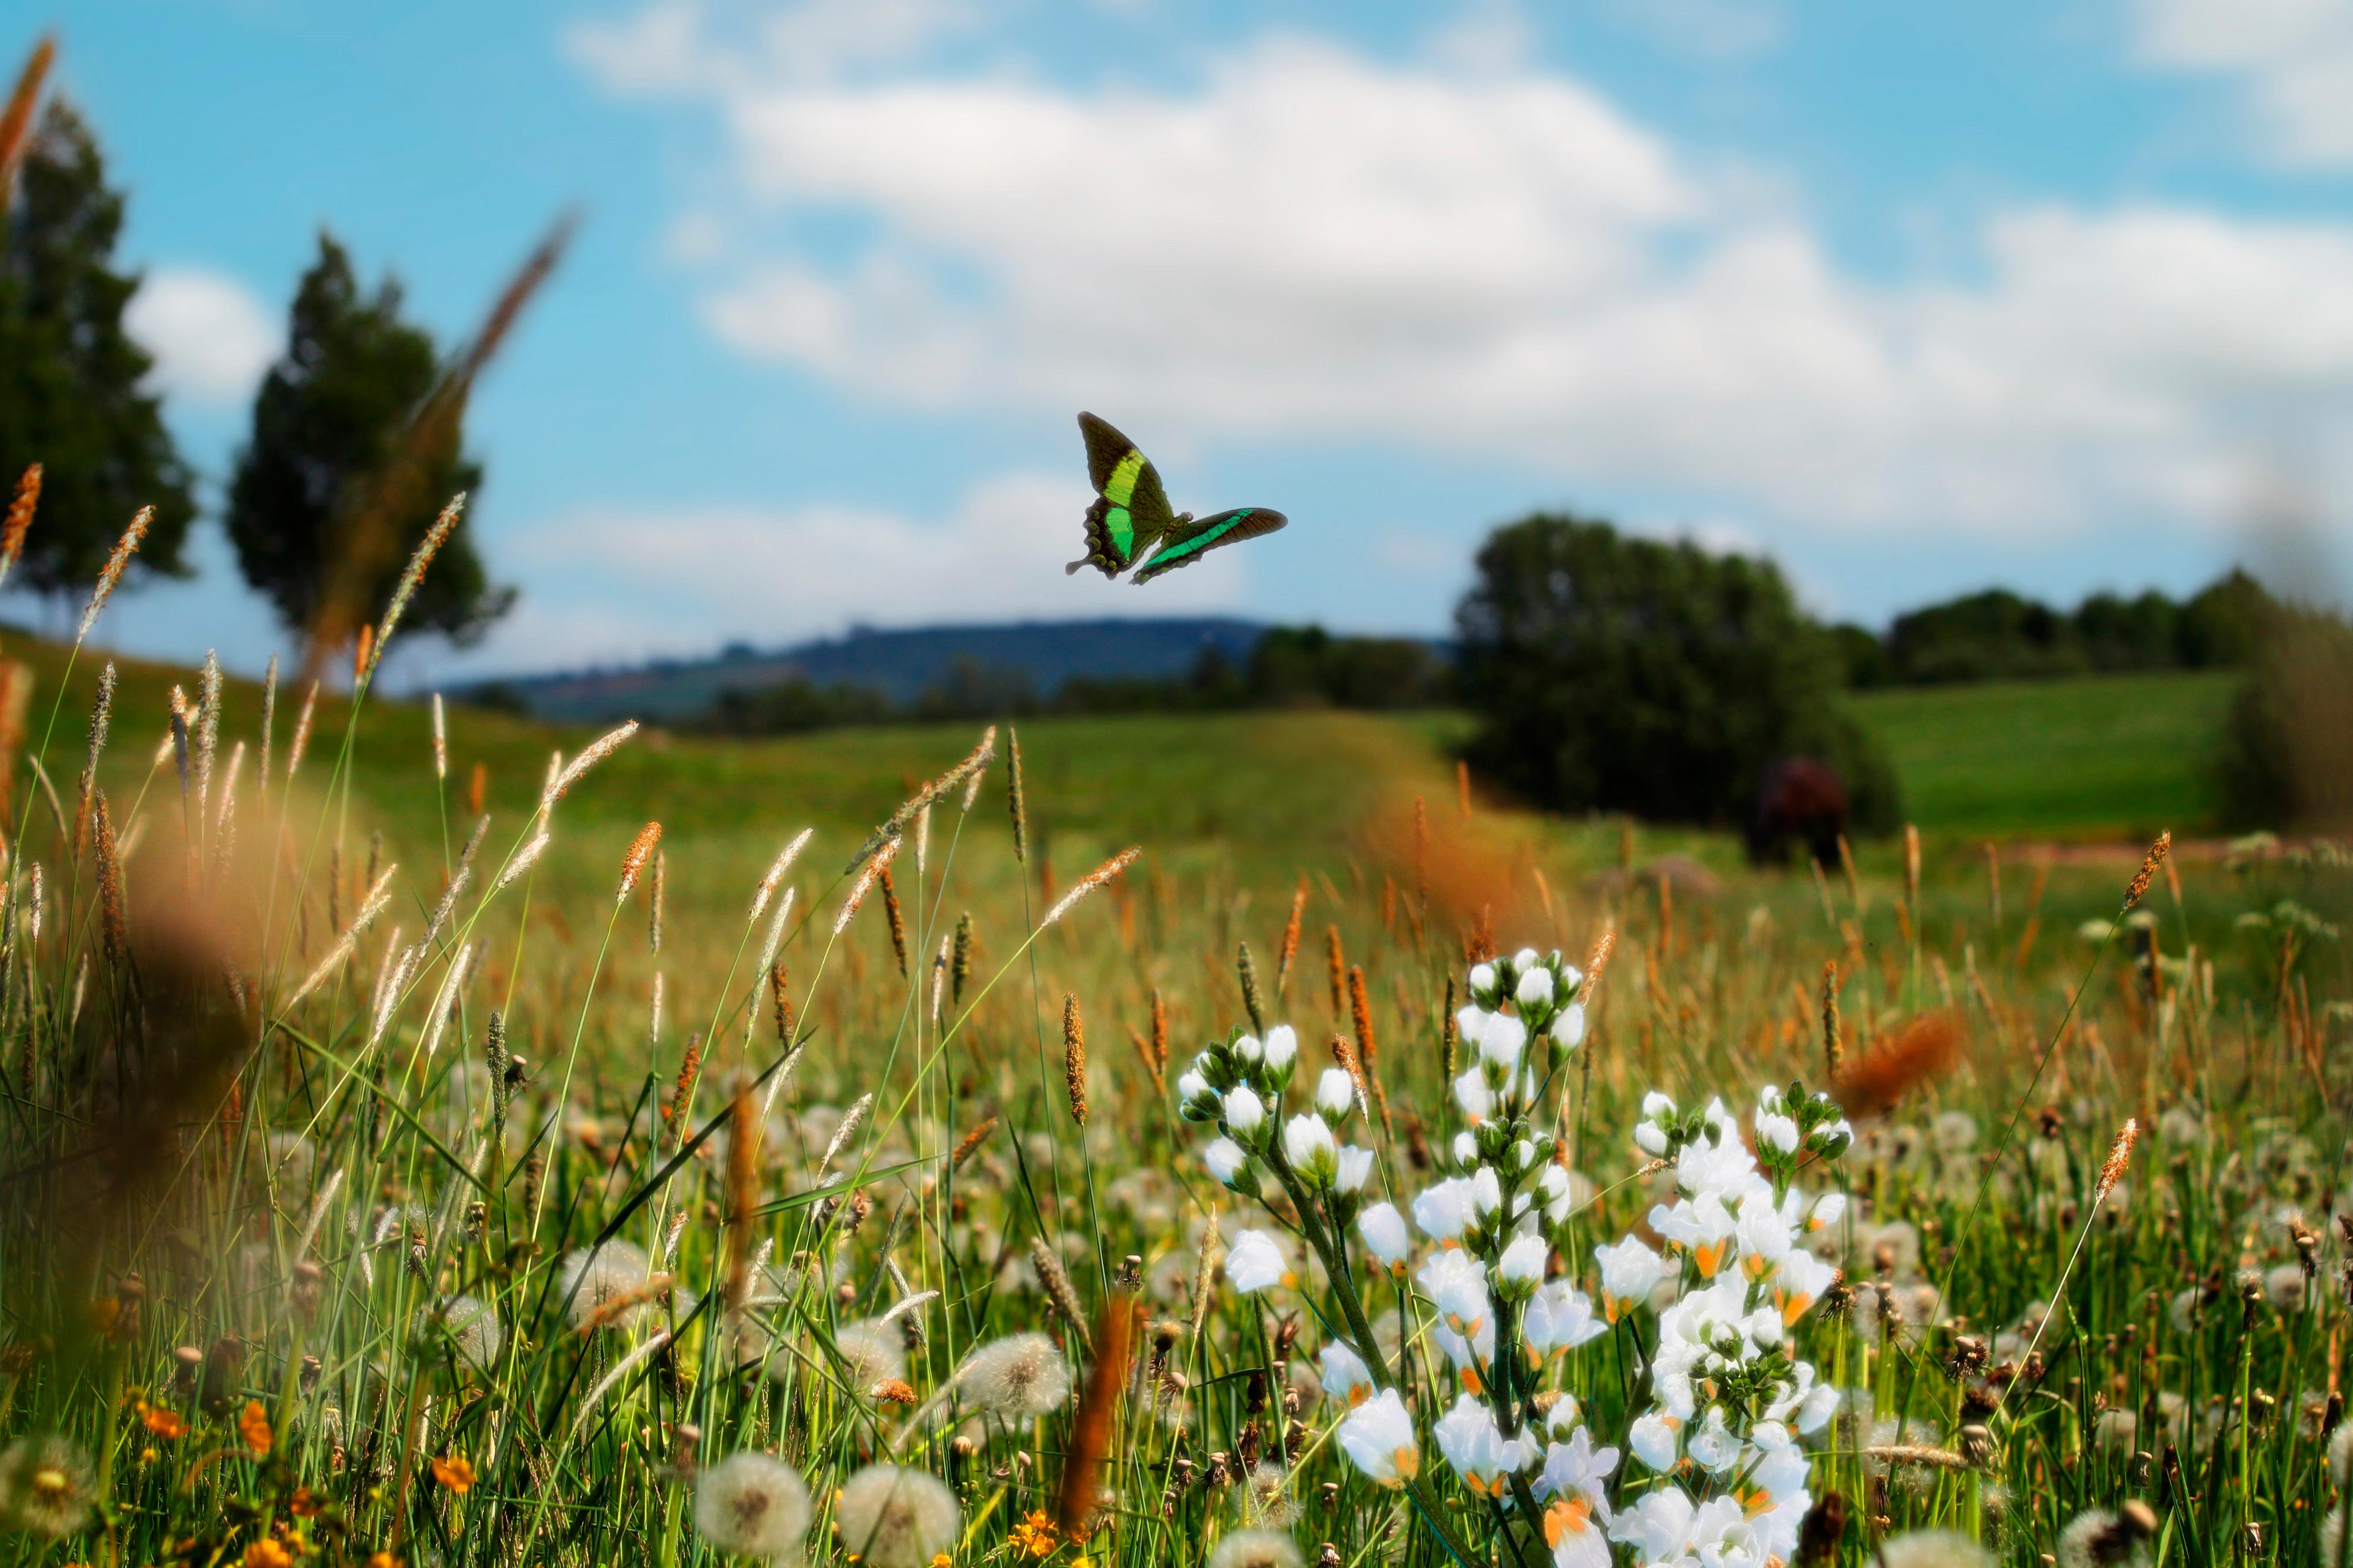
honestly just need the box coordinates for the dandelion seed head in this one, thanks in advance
[0,1434,93,1538]
[429,1295,502,1373]
[957,1332,1071,1419]
[1877,1532,1993,1568]
[835,1317,908,1394]
[693,1452,811,1559]
[1208,1529,1304,1568]
[558,1240,657,1332]
[835,1464,958,1568]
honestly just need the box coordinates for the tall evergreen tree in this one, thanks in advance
[0,99,195,599]
[226,233,512,646]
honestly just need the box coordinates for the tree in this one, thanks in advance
[0,100,195,599]
[1454,513,1898,829]
[226,233,512,646]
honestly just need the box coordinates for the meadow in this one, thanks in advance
[0,556,2343,1568]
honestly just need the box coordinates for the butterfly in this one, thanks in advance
[1065,412,1287,585]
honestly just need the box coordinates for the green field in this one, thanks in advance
[1852,669,2237,841]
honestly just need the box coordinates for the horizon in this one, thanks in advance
[14,1,2353,685]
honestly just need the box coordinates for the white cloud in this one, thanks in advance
[2133,0,2353,167]
[566,0,979,94]
[475,469,1251,669]
[1601,0,1783,62]
[124,266,278,408]
[578,14,2353,546]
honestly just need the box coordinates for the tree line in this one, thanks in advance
[0,51,522,651]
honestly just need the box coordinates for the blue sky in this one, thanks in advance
[23,0,2353,684]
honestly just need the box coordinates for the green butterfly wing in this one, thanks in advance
[1130,506,1288,586]
[1069,412,1179,578]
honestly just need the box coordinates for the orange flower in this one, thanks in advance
[244,1541,293,1568]
[1008,1510,1058,1559]
[237,1401,274,1456]
[367,1554,405,1568]
[142,1404,188,1439]
[289,1487,322,1518]
[429,1454,476,1494]
[872,1379,918,1407]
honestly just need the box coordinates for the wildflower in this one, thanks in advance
[1628,1411,1682,1471]
[2262,1262,2307,1312]
[956,1333,1071,1420]
[1260,1023,1298,1079]
[1434,1393,1538,1497]
[1205,1137,1253,1189]
[0,1435,93,1538]
[1208,1529,1304,1568]
[1224,1086,1268,1142]
[1537,1423,1618,1509]
[1418,1249,1490,1336]
[1227,1230,1293,1294]
[1334,1144,1375,1195]
[1314,1067,1354,1120]
[238,1400,274,1456]
[1358,1203,1411,1271]
[1008,1509,1059,1558]
[694,1452,810,1558]
[1494,1233,1548,1300]
[1337,1389,1419,1487]
[246,1542,294,1568]
[1319,1340,1375,1407]
[1414,1176,1474,1242]
[1282,1114,1338,1187]
[1594,1236,1665,1320]
[142,1404,188,1439]
[1517,966,1554,1007]
[429,1454,475,1494]
[1523,1281,1607,1360]
[836,1464,959,1568]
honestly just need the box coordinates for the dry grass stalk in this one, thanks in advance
[749,828,813,922]
[1030,1236,1091,1354]
[0,462,38,590]
[288,863,400,1008]
[878,866,908,976]
[543,721,640,811]
[1820,962,1843,1079]
[431,693,447,783]
[92,792,128,969]
[0,36,54,200]
[949,1116,996,1172]
[1041,847,1141,930]
[1056,1288,1137,1536]
[364,493,466,684]
[833,838,899,938]
[76,506,152,645]
[1325,925,1345,1015]
[1457,757,1472,823]
[1062,994,1087,1126]
[1829,1010,1962,1118]
[1006,729,1028,862]
[1331,1032,1371,1121]
[2094,1118,2138,1205]
[724,1086,760,1321]
[664,1035,704,1142]
[769,961,794,1047]
[616,822,662,903]
[285,680,320,784]
[1583,928,1617,1003]
[1275,879,1307,995]
[1348,965,1391,1133]
[2122,831,2172,913]
[1149,988,1168,1072]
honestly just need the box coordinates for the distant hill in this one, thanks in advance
[468,617,1278,724]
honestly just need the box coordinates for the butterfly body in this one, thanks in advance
[1068,412,1286,583]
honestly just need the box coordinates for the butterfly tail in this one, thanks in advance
[1065,558,1090,576]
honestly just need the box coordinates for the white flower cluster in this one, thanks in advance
[1177,1023,1381,1295]
[1174,949,1861,1568]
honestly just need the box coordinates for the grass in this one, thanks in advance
[0,590,2343,1568]
[1852,671,2238,842]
